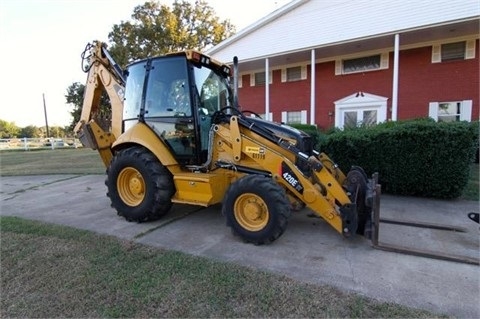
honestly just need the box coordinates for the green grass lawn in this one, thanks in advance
[0,216,443,318]
[0,148,105,175]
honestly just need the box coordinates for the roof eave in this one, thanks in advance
[207,0,309,55]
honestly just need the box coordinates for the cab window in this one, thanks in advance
[145,57,192,118]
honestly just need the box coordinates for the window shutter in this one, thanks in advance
[281,111,287,123]
[281,69,287,82]
[268,71,273,84]
[238,74,243,88]
[431,45,441,63]
[250,73,255,86]
[335,60,342,75]
[301,66,307,80]
[460,100,472,121]
[465,40,475,59]
[428,102,439,120]
[301,110,307,124]
[380,52,389,69]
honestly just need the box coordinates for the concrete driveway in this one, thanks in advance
[1,174,479,317]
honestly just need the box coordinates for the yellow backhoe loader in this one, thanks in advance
[75,40,378,245]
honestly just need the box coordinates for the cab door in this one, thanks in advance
[143,56,199,166]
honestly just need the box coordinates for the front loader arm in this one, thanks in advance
[213,116,358,237]
[74,41,125,167]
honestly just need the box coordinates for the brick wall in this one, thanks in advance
[237,39,479,128]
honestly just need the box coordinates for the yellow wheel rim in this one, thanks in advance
[117,167,145,206]
[234,193,269,231]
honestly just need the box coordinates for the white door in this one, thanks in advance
[341,108,378,128]
[334,92,388,129]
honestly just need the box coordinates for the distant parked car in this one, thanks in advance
[44,138,67,147]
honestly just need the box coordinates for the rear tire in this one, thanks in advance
[222,175,291,245]
[106,146,175,222]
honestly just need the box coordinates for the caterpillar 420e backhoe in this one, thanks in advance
[75,41,378,244]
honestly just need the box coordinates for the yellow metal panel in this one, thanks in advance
[172,172,230,206]
[229,116,242,162]
[112,123,179,169]
[319,152,347,185]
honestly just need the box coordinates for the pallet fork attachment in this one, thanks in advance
[369,173,479,266]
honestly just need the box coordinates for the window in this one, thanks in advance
[335,53,388,75]
[250,71,273,86]
[281,65,307,82]
[429,100,472,122]
[344,55,380,73]
[255,72,266,86]
[281,110,307,124]
[441,42,465,61]
[432,40,475,63]
[438,102,461,122]
[287,111,302,124]
[287,66,301,81]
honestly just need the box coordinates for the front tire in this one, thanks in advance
[106,146,174,222]
[222,175,291,245]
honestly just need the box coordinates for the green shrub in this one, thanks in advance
[320,119,478,199]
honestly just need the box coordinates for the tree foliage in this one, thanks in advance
[20,125,41,138]
[66,82,85,132]
[108,0,236,67]
[0,120,20,138]
[66,0,235,130]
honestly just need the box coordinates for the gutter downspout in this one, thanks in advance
[391,33,400,121]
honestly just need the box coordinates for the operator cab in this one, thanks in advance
[122,51,233,166]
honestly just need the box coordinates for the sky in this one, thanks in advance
[0,0,291,128]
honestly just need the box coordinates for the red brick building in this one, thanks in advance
[208,0,479,129]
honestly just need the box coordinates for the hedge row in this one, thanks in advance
[316,119,478,199]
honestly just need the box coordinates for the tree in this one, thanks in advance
[0,119,20,138]
[49,126,65,138]
[108,0,236,67]
[66,0,235,130]
[20,125,41,138]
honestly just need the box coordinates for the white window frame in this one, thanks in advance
[335,52,389,75]
[431,39,475,63]
[237,73,243,88]
[281,65,307,82]
[428,100,472,122]
[250,70,273,86]
[334,92,388,129]
[281,110,307,124]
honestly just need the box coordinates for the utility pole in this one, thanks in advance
[43,93,50,138]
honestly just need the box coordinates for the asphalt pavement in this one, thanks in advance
[1,174,479,317]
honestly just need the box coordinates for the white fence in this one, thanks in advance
[0,138,83,151]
